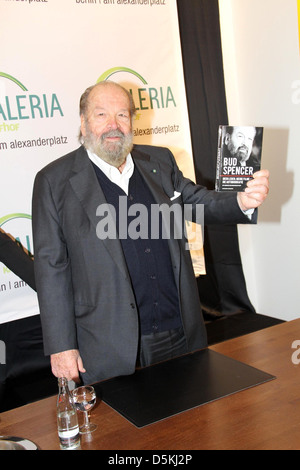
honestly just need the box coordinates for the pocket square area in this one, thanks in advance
[170,191,182,201]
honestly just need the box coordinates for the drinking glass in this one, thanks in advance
[72,385,97,434]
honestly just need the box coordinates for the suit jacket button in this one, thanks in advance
[130,303,135,309]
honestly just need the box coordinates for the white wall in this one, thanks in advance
[219,0,300,320]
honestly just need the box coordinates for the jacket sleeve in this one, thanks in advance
[166,148,258,225]
[32,171,78,356]
[0,230,36,290]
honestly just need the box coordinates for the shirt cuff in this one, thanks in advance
[242,208,255,220]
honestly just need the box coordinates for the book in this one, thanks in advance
[215,125,263,192]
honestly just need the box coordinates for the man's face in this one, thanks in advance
[81,84,133,168]
[225,127,256,164]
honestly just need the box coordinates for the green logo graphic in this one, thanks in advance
[0,72,64,124]
[0,213,31,227]
[0,72,28,91]
[96,67,176,112]
[97,67,148,84]
[0,213,33,256]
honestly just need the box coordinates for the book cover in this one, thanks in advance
[215,126,263,192]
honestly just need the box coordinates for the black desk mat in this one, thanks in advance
[94,349,275,428]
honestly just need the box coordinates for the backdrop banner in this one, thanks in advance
[298,0,300,52]
[0,0,204,325]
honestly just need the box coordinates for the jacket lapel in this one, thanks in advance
[132,147,172,206]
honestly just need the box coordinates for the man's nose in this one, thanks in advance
[107,115,119,130]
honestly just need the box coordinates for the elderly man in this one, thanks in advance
[32,81,269,385]
[224,126,259,168]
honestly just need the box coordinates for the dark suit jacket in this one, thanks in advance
[32,145,254,384]
[0,230,35,291]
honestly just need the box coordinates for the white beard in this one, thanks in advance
[83,128,134,168]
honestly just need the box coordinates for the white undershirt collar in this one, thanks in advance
[87,149,134,195]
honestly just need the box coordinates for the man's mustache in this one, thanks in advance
[101,130,125,141]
